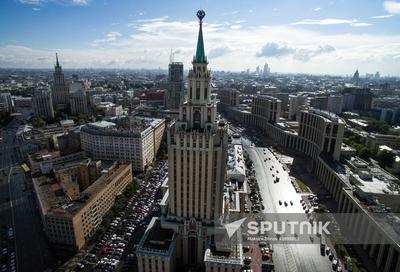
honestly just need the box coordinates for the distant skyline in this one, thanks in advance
[0,0,400,76]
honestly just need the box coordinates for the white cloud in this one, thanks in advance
[18,0,45,4]
[92,31,122,46]
[71,0,88,5]
[292,18,372,27]
[384,1,400,14]
[230,25,242,30]
[208,47,232,58]
[18,0,89,5]
[1,18,400,75]
[314,7,321,11]
[32,7,41,11]
[256,42,335,61]
[371,14,394,19]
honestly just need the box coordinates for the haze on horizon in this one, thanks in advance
[0,0,400,76]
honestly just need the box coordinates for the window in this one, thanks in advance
[196,81,200,100]
[193,110,201,130]
[204,87,208,99]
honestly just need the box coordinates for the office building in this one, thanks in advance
[310,96,328,110]
[80,117,165,171]
[0,92,13,113]
[51,53,70,110]
[272,93,289,113]
[33,163,133,250]
[298,108,345,161]
[327,95,344,115]
[218,88,240,107]
[136,11,242,272]
[70,89,88,115]
[342,87,373,111]
[166,62,184,109]
[263,62,270,76]
[251,95,281,123]
[13,96,32,108]
[288,94,307,121]
[32,89,55,120]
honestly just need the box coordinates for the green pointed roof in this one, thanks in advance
[194,10,207,63]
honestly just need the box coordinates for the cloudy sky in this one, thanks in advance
[0,0,399,75]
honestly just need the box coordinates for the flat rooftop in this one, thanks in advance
[83,117,164,137]
[138,217,175,256]
[33,163,130,217]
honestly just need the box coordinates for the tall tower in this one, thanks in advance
[52,53,70,110]
[166,9,228,268]
[136,11,236,272]
[166,62,184,109]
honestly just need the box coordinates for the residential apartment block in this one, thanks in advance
[33,163,133,250]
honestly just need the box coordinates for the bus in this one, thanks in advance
[21,163,30,173]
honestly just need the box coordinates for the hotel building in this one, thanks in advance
[136,10,243,272]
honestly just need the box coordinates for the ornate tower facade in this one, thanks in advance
[165,10,228,267]
[51,53,70,110]
[136,11,237,272]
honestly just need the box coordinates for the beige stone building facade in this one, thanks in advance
[33,163,133,250]
[136,11,243,272]
[80,117,165,171]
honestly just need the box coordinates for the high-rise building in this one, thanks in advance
[352,69,360,84]
[51,53,70,110]
[32,89,55,120]
[218,88,240,107]
[310,96,328,110]
[0,92,13,113]
[298,108,345,161]
[166,62,184,109]
[70,89,88,115]
[263,62,270,76]
[288,94,308,121]
[136,11,241,272]
[327,95,344,115]
[251,95,281,123]
[342,87,373,111]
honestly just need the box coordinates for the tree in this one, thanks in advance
[376,150,395,168]
[32,117,46,128]
[358,147,372,160]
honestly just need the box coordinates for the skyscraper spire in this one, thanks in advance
[194,10,207,63]
[56,52,60,67]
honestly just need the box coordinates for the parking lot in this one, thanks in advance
[66,160,168,272]
[1,225,16,272]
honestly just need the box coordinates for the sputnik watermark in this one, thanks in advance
[247,221,331,236]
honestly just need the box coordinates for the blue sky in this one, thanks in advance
[0,0,399,75]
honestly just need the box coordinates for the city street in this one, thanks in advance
[242,136,333,272]
[0,116,56,272]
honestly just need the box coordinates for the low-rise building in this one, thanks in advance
[366,133,400,150]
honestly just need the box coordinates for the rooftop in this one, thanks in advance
[308,107,345,123]
[33,163,130,217]
[137,217,175,256]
